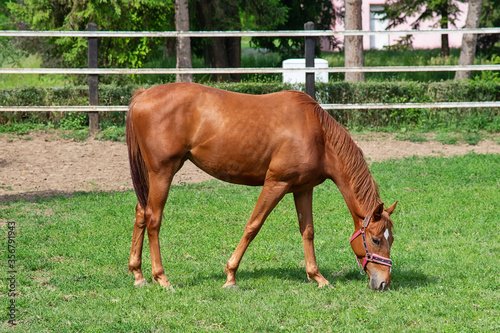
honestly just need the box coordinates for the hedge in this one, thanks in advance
[315,81,500,130]
[0,80,499,131]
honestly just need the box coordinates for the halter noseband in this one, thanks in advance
[349,214,393,270]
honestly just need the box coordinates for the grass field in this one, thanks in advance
[1,153,499,332]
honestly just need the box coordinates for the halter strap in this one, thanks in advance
[349,214,371,243]
[361,214,371,228]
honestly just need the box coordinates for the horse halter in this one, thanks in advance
[349,214,393,271]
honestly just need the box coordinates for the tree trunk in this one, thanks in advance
[163,38,176,59]
[226,37,241,82]
[441,33,450,57]
[344,0,365,82]
[211,37,230,81]
[175,0,193,82]
[204,37,240,82]
[196,0,241,82]
[439,5,450,57]
[455,0,483,80]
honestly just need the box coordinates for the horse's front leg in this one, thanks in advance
[223,179,290,288]
[128,203,148,286]
[293,189,329,287]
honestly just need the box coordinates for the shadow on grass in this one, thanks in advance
[0,189,130,204]
[334,268,434,290]
[186,266,433,290]
[390,269,437,290]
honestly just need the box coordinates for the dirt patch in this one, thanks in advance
[354,133,500,161]
[1,132,498,202]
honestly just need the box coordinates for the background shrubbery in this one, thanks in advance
[1,80,498,132]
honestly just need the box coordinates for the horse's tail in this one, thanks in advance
[126,89,149,209]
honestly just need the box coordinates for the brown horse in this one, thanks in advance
[126,82,397,291]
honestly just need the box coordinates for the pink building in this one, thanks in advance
[325,0,468,50]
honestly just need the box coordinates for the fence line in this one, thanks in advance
[1,64,498,75]
[2,102,499,113]
[1,25,499,132]
[321,102,500,110]
[1,27,499,38]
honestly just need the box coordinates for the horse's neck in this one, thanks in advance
[324,139,381,226]
[330,169,368,224]
[314,107,381,225]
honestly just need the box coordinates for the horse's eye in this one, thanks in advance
[372,238,381,246]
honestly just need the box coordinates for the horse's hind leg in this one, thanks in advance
[129,203,147,286]
[144,165,178,290]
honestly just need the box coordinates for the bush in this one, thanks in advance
[59,112,88,130]
[315,81,500,131]
[96,125,125,142]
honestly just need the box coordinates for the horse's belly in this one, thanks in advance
[187,149,270,186]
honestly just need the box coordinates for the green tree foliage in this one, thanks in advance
[243,0,341,57]
[5,0,339,74]
[382,0,465,56]
[0,0,19,66]
[7,0,175,68]
[190,0,290,35]
[0,0,13,26]
[190,0,301,81]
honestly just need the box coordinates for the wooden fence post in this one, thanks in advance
[304,22,315,100]
[87,22,99,134]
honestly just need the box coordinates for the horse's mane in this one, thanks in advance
[290,91,383,217]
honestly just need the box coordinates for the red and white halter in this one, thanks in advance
[350,214,393,270]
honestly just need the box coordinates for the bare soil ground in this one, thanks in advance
[1,132,499,202]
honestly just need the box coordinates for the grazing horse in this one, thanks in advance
[126,82,397,291]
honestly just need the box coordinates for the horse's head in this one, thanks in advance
[350,202,397,291]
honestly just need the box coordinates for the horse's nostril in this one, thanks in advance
[379,281,387,291]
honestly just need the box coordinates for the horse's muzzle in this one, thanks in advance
[369,275,391,291]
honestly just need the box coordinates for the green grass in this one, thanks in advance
[0,122,53,135]
[435,132,460,145]
[1,154,499,331]
[394,132,428,143]
[0,53,68,88]
[391,130,495,146]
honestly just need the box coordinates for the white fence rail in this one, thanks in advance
[2,101,499,113]
[1,27,500,38]
[1,64,499,75]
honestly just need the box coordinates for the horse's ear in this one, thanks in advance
[372,203,384,221]
[385,201,398,216]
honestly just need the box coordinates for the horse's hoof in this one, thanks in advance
[319,284,334,289]
[223,284,239,290]
[155,280,175,291]
[318,282,333,289]
[134,279,148,287]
